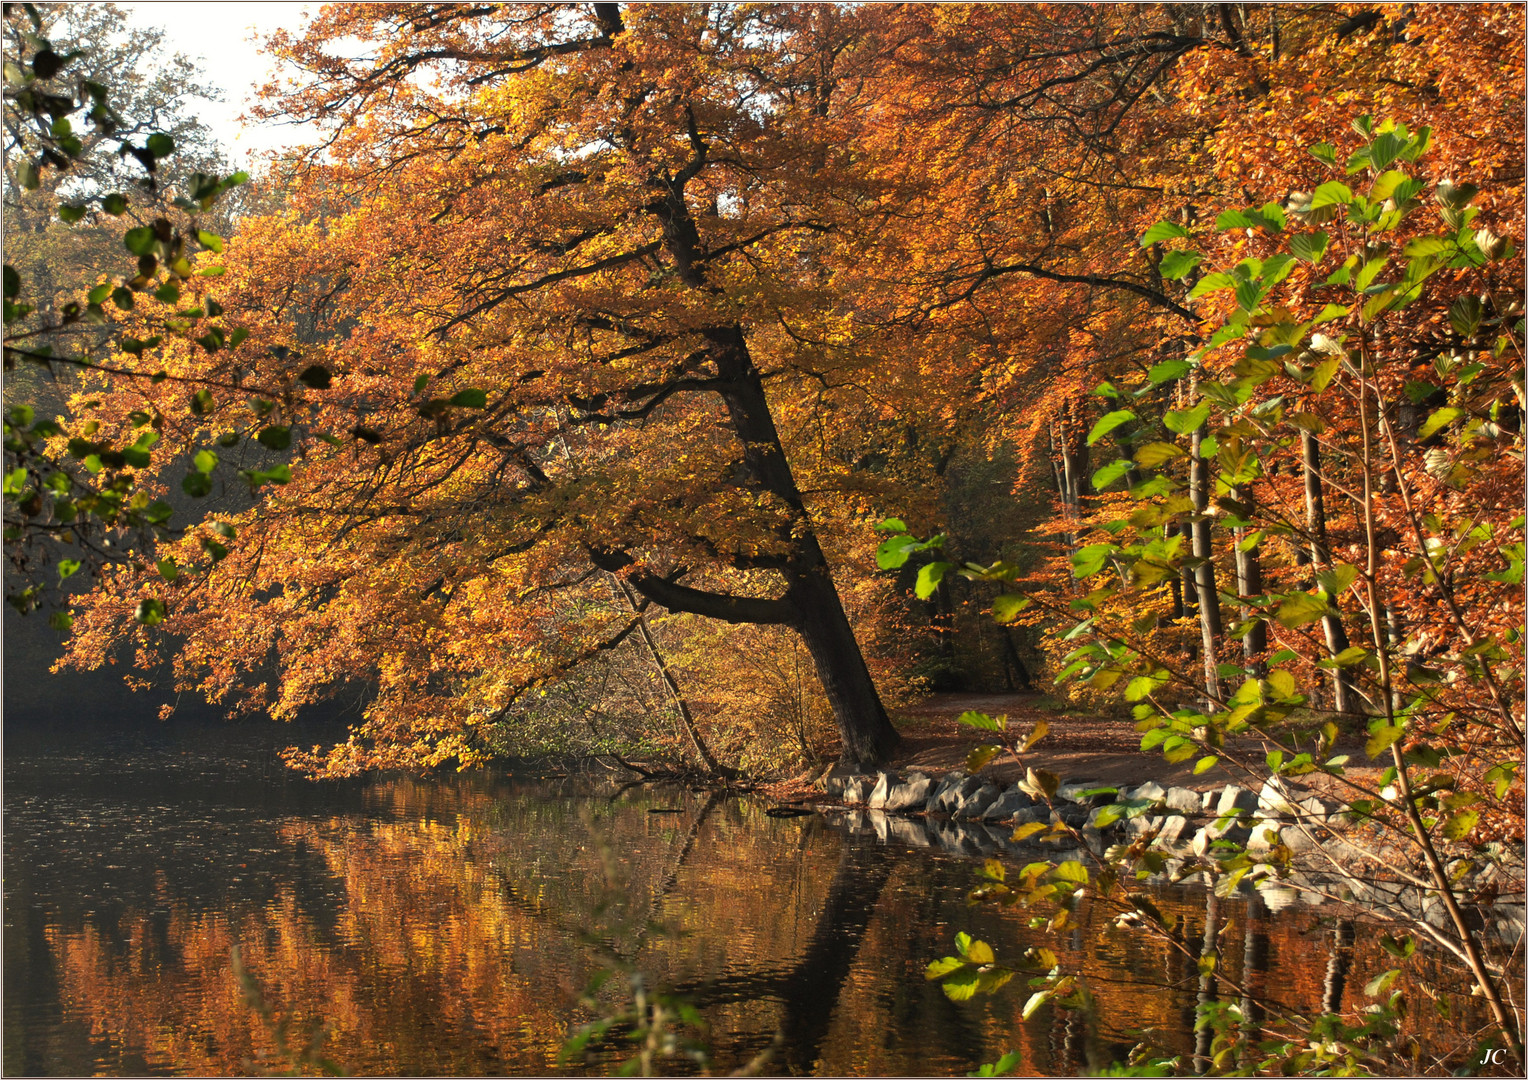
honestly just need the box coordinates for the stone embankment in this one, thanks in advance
[811,769,1524,936]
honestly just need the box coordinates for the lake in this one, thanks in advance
[2,718,1492,1076]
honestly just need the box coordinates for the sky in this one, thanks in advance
[119,2,317,163]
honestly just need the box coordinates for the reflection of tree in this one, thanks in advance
[673,837,897,1072]
[17,776,1506,1076]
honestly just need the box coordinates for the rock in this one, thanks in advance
[1125,813,1162,838]
[952,782,1003,820]
[1131,780,1168,804]
[981,786,1035,821]
[1257,778,1301,818]
[1057,780,1116,806]
[1164,787,1201,815]
[1201,789,1218,812]
[884,775,933,813]
[1296,793,1342,823]
[1216,785,1258,817]
[1191,821,1250,857]
[1050,803,1089,829]
[932,774,981,815]
[1011,805,1049,828]
[843,778,868,805]
[1157,814,1192,848]
[867,771,895,809]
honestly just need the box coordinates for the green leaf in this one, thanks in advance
[1071,543,1114,579]
[145,132,175,158]
[968,1050,1022,1078]
[1124,672,1168,702]
[1310,182,1354,210]
[1011,821,1047,842]
[134,598,166,625]
[1187,273,1235,299]
[1363,969,1401,998]
[448,388,488,408]
[1158,249,1202,280]
[101,192,128,216]
[1163,404,1209,435]
[1449,295,1483,338]
[1308,142,1337,166]
[967,745,1003,773]
[124,227,157,256]
[1316,563,1358,597]
[1288,231,1329,263]
[925,956,965,980]
[876,533,919,570]
[58,203,86,223]
[1140,221,1190,246]
[193,449,218,473]
[1442,810,1479,841]
[1311,358,1341,392]
[181,472,212,498]
[1274,592,1328,628]
[1148,360,1193,387]
[1366,723,1404,758]
[156,557,178,582]
[1194,755,1219,775]
[195,229,224,253]
[875,518,907,533]
[298,365,332,389]
[992,594,1031,623]
[1087,409,1136,445]
[1051,861,1088,884]
[1134,441,1185,468]
[957,710,1007,732]
[915,561,951,599]
[257,426,292,451]
[1418,407,1462,440]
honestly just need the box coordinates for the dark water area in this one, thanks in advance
[3,716,1496,1077]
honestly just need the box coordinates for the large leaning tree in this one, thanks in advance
[61,3,919,770]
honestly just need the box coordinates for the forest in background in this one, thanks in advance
[5,3,1525,1073]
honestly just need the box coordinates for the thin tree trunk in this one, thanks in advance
[1232,483,1267,677]
[1189,426,1223,705]
[1302,431,1358,713]
[612,577,733,777]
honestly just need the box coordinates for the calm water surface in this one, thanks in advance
[3,720,1488,1076]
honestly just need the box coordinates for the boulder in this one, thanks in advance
[866,771,896,809]
[884,775,934,813]
[1050,803,1090,829]
[1216,785,1258,817]
[1011,805,1049,828]
[952,782,1003,820]
[981,786,1035,822]
[1057,780,1116,806]
[932,774,981,815]
[1257,778,1301,818]
[1131,780,1168,804]
[843,778,868,805]
[1164,787,1202,815]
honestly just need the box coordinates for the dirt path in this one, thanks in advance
[890,692,1239,792]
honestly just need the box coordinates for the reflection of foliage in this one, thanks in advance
[230,944,345,1077]
[559,810,719,1077]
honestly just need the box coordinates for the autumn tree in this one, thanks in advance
[61,3,929,770]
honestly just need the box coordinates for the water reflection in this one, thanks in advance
[3,725,1495,1076]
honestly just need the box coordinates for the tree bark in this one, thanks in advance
[1301,431,1358,714]
[1231,483,1267,678]
[1189,427,1223,704]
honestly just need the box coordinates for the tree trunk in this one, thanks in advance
[1231,483,1267,678]
[1189,427,1223,705]
[707,326,900,768]
[1301,431,1358,713]
[612,577,733,777]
